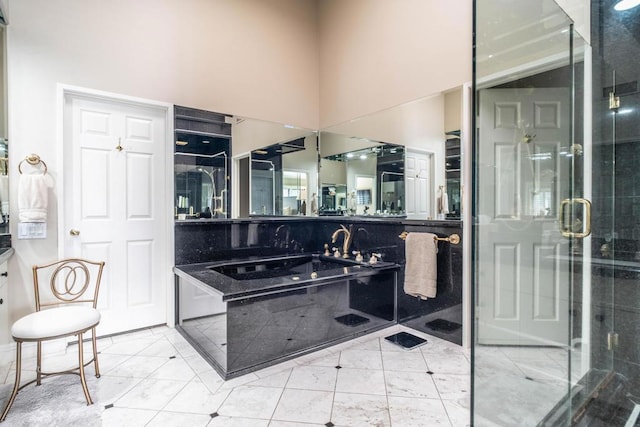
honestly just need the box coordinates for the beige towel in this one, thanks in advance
[404,232,438,299]
[18,173,53,222]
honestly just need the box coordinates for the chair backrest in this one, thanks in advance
[32,258,105,311]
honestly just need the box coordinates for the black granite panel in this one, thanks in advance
[0,234,10,249]
[175,217,463,345]
[224,277,396,375]
[590,0,640,396]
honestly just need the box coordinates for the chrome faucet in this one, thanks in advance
[331,224,353,258]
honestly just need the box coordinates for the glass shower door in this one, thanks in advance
[473,0,615,425]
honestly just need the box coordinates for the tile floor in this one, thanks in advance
[0,324,470,426]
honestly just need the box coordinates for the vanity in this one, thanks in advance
[172,76,466,378]
[174,249,398,379]
[173,215,462,378]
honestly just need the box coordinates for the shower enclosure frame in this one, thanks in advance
[471,0,628,425]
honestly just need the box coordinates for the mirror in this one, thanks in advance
[319,132,405,216]
[0,138,7,232]
[232,117,318,216]
[319,94,450,220]
[236,94,462,220]
[174,106,232,220]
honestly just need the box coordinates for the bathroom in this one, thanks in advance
[0,0,638,426]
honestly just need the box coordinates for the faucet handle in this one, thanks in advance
[324,243,331,256]
[333,247,341,257]
[369,252,382,264]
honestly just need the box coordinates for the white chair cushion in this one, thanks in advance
[12,306,100,341]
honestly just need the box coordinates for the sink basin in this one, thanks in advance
[209,254,360,280]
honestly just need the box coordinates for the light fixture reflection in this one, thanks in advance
[614,0,640,11]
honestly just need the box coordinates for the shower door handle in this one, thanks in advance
[560,198,591,238]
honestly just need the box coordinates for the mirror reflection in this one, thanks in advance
[319,94,450,220]
[319,133,405,216]
[174,106,232,220]
[233,117,317,216]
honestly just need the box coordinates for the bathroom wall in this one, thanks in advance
[3,0,473,330]
[317,0,472,128]
[175,218,464,344]
[5,0,320,320]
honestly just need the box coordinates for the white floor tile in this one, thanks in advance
[115,378,187,410]
[217,385,283,418]
[163,378,224,414]
[94,375,142,404]
[381,349,428,372]
[388,396,450,426]
[136,339,180,358]
[335,367,387,395]
[208,415,270,426]
[442,397,471,427]
[338,349,383,370]
[432,373,470,400]
[385,370,440,398]
[102,355,169,378]
[271,388,333,424]
[268,421,326,427]
[331,392,390,427]
[100,407,157,427]
[0,325,470,426]
[249,369,292,388]
[148,357,196,382]
[286,365,338,391]
[146,410,212,426]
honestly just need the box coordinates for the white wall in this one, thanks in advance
[318,0,472,128]
[2,0,474,331]
[5,0,319,324]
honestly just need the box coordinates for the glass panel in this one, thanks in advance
[472,1,606,425]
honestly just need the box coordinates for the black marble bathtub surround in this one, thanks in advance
[175,217,463,344]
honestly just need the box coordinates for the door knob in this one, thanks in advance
[69,229,80,236]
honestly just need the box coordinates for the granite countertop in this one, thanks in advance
[174,253,399,301]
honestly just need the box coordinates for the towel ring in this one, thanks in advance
[18,154,48,175]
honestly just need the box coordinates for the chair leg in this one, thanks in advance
[91,327,100,378]
[0,342,23,422]
[36,341,42,386]
[77,333,93,405]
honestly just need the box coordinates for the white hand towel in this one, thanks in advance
[441,192,450,214]
[18,173,53,222]
[403,232,438,300]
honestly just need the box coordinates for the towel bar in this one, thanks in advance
[398,231,460,245]
[18,154,48,175]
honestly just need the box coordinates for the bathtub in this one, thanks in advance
[174,253,399,378]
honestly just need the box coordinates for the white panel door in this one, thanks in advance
[477,88,570,345]
[64,94,168,336]
[404,150,432,219]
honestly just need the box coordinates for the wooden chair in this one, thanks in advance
[0,258,105,422]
